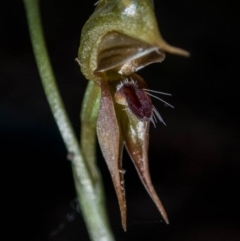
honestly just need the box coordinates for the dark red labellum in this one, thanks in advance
[115,80,153,121]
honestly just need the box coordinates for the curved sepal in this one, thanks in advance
[114,79,169,224]
[78,0,189,82]
[125,116,168,224]
[96,79,127,230]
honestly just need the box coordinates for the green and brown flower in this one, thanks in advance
[78,0,189,231]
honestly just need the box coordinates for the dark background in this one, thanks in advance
[1,0,240,240]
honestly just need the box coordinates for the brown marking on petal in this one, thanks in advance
[96,79,127,231]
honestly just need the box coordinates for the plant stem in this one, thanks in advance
[23,1,115,240]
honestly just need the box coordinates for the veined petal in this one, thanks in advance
[96,79,127,231]
[94,31,165,79]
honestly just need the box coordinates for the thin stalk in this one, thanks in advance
[23,0,114,240]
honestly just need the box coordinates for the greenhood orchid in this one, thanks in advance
[78,0,189,231]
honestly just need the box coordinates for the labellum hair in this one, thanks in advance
[78,0,189,231]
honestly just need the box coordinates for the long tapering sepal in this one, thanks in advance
[97,79,127,231]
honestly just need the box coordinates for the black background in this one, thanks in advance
[1,0,240,240]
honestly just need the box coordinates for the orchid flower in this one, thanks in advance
[78,0,189,231]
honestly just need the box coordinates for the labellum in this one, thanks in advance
[115,76,153,122]
[78,0,189,231]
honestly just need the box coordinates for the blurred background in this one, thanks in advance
[1,0,240,240]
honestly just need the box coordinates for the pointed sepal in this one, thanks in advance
[113,75,169,224]
[96,79,127,230]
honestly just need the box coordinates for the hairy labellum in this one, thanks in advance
[115,77,152,121]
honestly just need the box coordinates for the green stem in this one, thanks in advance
[23,1,114,240]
